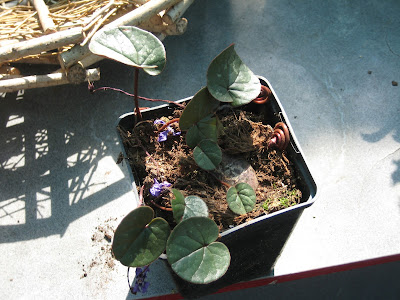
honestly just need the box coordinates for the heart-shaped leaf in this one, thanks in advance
[112,206,170,267]
[207,44,261,106]
[166,217,230,284]
[226,182,257,215]
[179,87,220,131]
[89,26,166,75]
[193,139,222,170]
[183,195,209,220]
[172,190,209,223]
[186,115,218,148]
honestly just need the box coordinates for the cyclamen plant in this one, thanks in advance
[89,26,286,287]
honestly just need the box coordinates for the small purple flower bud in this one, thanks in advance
[154,119,180,142]
[149,178,172,197]
[162,181,172,189]
[158,131,168,142]
[130,266,150,295]
[149,179,161,196]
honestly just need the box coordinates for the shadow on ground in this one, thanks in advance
[0,62,135,243]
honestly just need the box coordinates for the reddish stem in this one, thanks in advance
[253,85,272,104]
[150,199,172,211]
[268,136,277,145]
[157,118,180,133]
[276,122,290,149]
[90,86,185,108]
[134,68,142,120]
[268,122,290,150]
[138,185,145,206]
[219,180,231,188]
[274,128,285,144]
[207,171,231,188]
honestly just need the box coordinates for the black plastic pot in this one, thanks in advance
[117,77,318,298]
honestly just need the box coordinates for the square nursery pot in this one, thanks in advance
[117,76,318,298]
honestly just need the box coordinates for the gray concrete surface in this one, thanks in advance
[1,0,399,299]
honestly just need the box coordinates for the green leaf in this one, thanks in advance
[186,115,218,148]
[171,189,185,223]
[89,26,166,75]
[182,195,209,220]
[179,87,220,131]
[112,206,170,267]
[166,217,230,284]
[193,139,222,171]
[207,44,261,106]
[216,116,225,136]
[226,182,257,215]
[172,190,209,223]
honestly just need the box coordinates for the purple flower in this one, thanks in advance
[149,178,172,197]
[131,266,150,295]
[154,119,165,125]
[154,119,181,142]
[173,130,181,136]
[158,130,169,142]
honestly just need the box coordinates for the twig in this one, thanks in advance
[91,86,185,108]
[80,7,118,46]
[0,68,100,93]
[0,0,138,59]
[138,13,187,35]
[162,17,187,35]
[12,53,60,64]
[33,0,56,34]
[13,11,38,33]
[0,27,84,64]
[104,0,180,28]
[162,0,194,25]
[83,0,114,30]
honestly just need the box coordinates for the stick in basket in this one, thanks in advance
[0,68,100,93]
[59,0,182,69]
[33,0,57,34]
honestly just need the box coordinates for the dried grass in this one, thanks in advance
[0,0,139,61]
[0,0,137,40]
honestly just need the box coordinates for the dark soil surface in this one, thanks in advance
[119,104,303,232]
